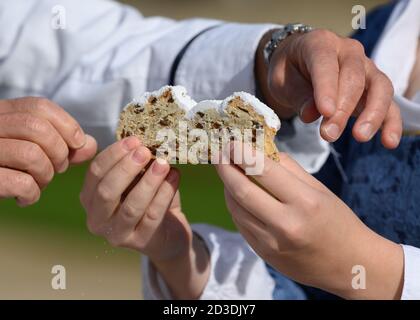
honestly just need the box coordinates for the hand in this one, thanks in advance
[256,29,402,149]
[0,97,97,206]
[80,137,210,299]
[215,144,404,299]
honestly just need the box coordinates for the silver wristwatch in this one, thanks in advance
[263,23,313,64]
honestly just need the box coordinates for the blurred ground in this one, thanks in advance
[0,0,385,299]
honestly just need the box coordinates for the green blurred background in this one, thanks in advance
[0,0,386,299]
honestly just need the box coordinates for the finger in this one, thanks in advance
[226,142,314,203]
[352,61,394,142]
[302,32,339,117]
[0,139,54,188]
[321,47,366,142]
[275,153,327,192]
[225,189,267,231]
[129,169,180,245]
[380,101,402,149]
[0,113,69,172]
[215,162,286,225]
[0,167,40,206]
[269,59,319,121]
[4,98,86,149]
[92,146,151,222]
[68,135,98,164]
[81,136,140,203]
[116,159,170,229]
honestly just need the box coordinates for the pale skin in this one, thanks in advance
[0,97,97,206]
[81,29,405,299]
[215,144,404,300]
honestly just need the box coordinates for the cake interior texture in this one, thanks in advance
[116,87,280,163]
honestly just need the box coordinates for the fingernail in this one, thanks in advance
[74,129,86,148]
[122,136,139,151]
[132,147,147,164]
[389,133,400,146]
[322,97,336,115]
[359,122,374,140]
[324,123,340,140]
[58,159,69,173]
[152,158,168,175]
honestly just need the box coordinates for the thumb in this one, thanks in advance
[68,134,98,164]
[268,58,320,122]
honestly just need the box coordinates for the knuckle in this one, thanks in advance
[21,143,43,164]
[14,173,36,192]
[121,202,139,219]
[145,207,160,221]
[89,161,103,180]
[12,173,39,202]
[285,221,307,247]
[301,195,321,212]
[24,115,50,135]
[33,97,53,110]
[347,39,365,54]
[232,184,251,203]
[311,29,335,42]
[96,183,116,203]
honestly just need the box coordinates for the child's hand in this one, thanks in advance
[80,137,192,264]
[215,144,404,299]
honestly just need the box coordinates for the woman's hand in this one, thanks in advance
[80,137,210,299]
[215,144,404,299]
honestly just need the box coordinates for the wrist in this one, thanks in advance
[333,231,404,300]
[255,30,300,120]
[152,233,211,299]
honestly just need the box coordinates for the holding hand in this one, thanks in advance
[80,137,210,299]
[216,144,404,299]
[256,29,402,148]
[0,97,97,206]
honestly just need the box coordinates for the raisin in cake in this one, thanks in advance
[116,85,281,163]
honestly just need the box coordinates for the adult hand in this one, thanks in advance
[215,144,404,299]
[80,137,210,299]
[0,97,97,206]
[256,29,402,149]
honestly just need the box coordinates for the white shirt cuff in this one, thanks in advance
[142,224,275,300]
[175,23,279,100]
[401,245,420,300]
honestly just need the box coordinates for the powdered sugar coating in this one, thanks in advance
[222,92,281,130]
[134,85,197,112]
[187,100,223,119]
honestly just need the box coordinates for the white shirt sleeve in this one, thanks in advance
[0,0,331,171]
[142,224,275,300]
[401,245,420,300]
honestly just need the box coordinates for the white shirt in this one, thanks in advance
[144,0,420,300]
